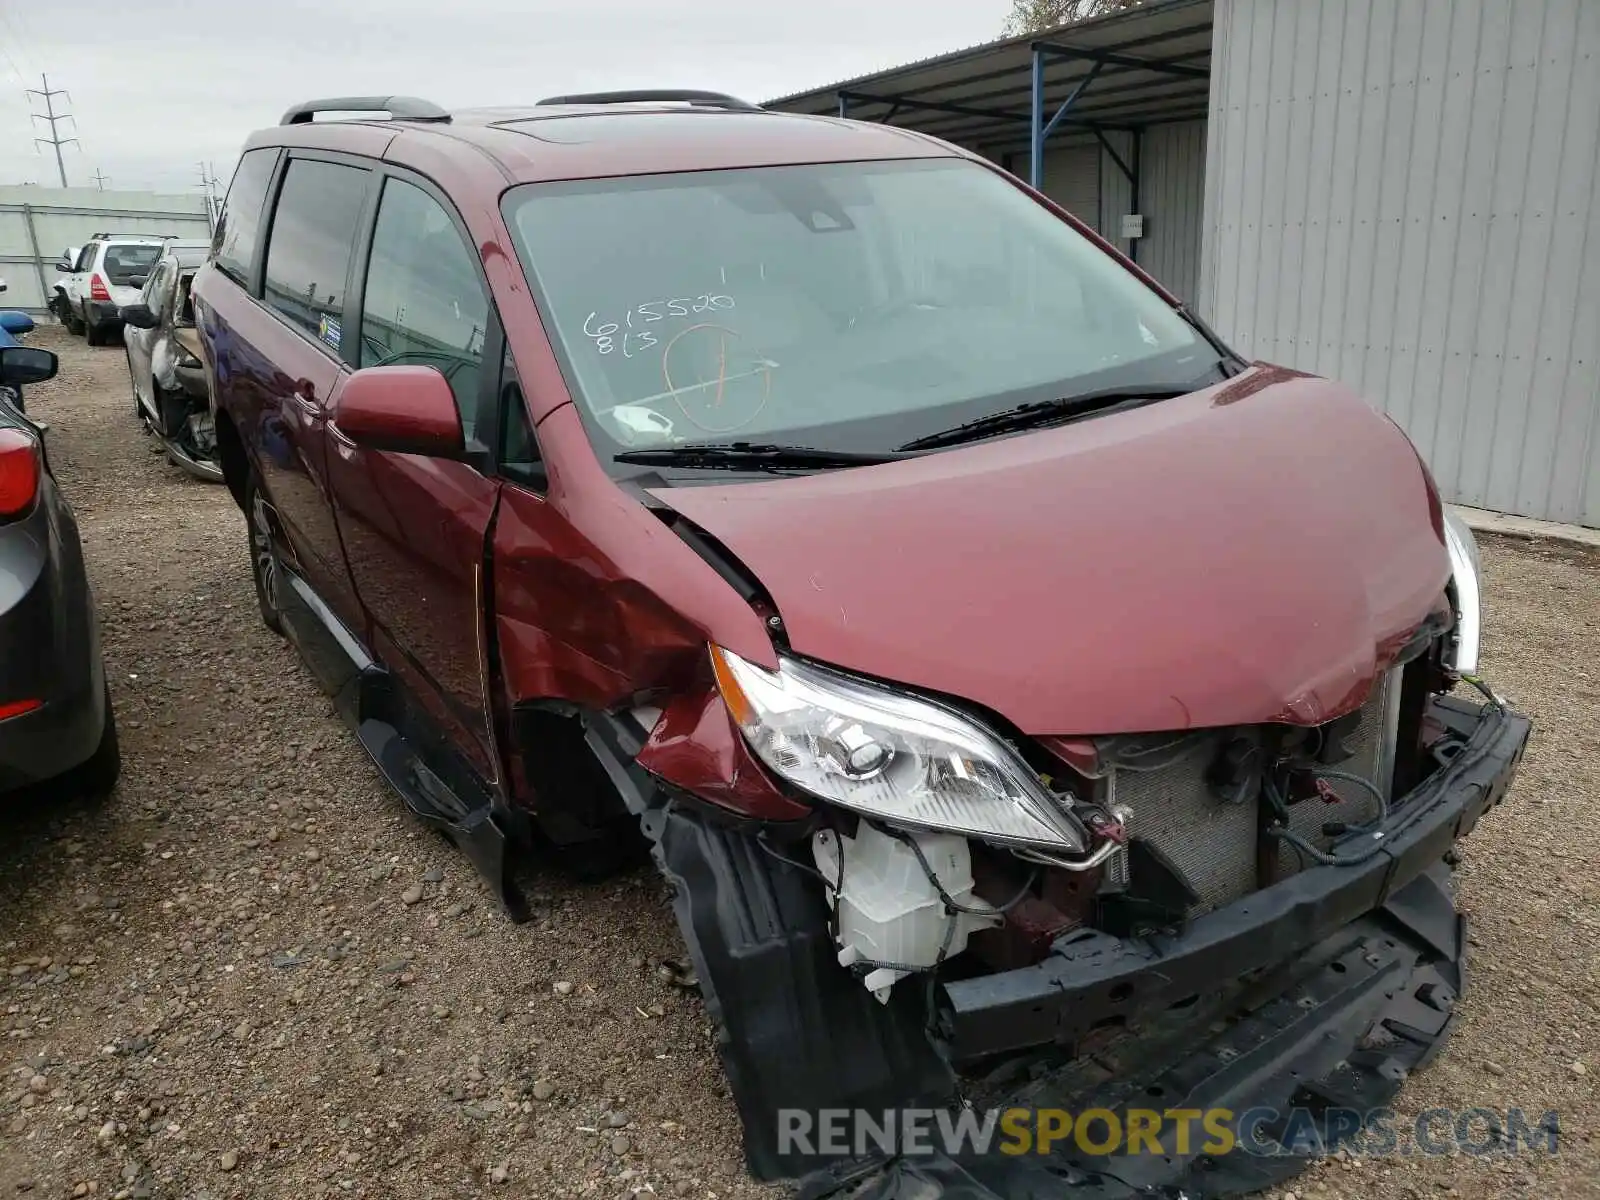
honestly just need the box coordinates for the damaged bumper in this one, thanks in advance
[645,694,1529,1197]
[940,694,1529,1064]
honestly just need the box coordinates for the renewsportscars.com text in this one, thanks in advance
[777,1106,1560,1160]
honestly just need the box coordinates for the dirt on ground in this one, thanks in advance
[1,326,1597,1200]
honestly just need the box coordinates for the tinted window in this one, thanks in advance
[213,148,278,284]
[74,245,97,271]
[497,347,541,484]
[359,178,488,438]
[103,243,161,287]
[263,158,369,351]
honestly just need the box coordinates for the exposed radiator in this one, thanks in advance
[1104,671,1400,916]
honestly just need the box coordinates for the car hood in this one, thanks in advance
[648,366,1450,736]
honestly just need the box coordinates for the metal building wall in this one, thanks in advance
[1017,142,1102,229]
[1139,120,1208,306]
[1202,0,1600,526]
[1098,132,1135,259]
[1007,130,1207,306]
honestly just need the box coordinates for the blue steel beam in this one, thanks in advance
[1033,42,1209,79]
[1042,60,1104,142]
[1030,46,1045,188]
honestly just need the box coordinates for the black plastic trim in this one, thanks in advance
[281,95,450,125]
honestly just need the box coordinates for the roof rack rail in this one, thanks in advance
[535,89,761,112]
[89,231,173,241]
[280,96,451,126]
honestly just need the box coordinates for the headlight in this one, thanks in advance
[1443,511,1481,674]
[710,645,1087,854]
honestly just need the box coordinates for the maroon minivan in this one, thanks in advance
[193,91,1527,1195]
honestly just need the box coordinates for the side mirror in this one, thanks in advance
[0,312,36,336]
[0,346,58,387]
[332,365,463,458]
[128,274,149,289]
[54,261,71,273]
[119,304,160,330]
[0,279,7,294]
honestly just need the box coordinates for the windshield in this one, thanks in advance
[502,158,1219,473]
[102,243,163,287]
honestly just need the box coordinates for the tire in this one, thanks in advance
[245,469,285,635]
[68,685,121,799]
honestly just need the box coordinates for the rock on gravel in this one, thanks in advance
[2,331,1598,1199]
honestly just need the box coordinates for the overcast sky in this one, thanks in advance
[0,0,1008,195]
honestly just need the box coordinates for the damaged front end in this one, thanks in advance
[144,325,222,483]
[627,535,1528,1198]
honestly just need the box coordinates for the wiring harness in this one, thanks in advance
[1266,673,1507,867]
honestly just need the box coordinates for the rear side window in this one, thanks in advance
[262,158,370,351]
[103,244,161,288]
[213,148,278,284]
[74,245,97,272]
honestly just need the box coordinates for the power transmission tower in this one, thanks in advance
[27,74,77,187]
[92,168,110,190]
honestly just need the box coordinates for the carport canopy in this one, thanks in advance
[765,0,1212,191]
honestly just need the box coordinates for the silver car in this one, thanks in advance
[120,243,221,482]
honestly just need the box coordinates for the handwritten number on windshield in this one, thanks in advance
[585,294,734,356]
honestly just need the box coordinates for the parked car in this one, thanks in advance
[0,309,39,413]
[192,93,1529,1193]
[59,234,173,345]
[120,243,221,481]
[46,248,79,327]
[0,345,120,801]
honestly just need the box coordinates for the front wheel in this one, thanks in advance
[245,469,285,636]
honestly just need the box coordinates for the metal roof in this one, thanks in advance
[765,0,1213,150]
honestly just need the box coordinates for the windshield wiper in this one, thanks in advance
[613,442,906,471]
[896,385,1192,452]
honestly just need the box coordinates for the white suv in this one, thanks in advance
[60,235,173,345]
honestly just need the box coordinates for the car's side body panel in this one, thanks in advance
[326,430,503,783]
[223,302,359,627]
[123,263,163,420]
[0,409,109,791]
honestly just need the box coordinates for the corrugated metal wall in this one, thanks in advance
[1021,142,1102,229]
[0,187,213,313]
[1098,131,1135,259]
[1006,129,1207,306]
[1203,0,1600,526]
[1139,120,1207,306]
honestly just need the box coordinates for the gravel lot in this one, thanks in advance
[1,327,1597,1199]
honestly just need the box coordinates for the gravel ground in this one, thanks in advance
[1,327,1597,1199]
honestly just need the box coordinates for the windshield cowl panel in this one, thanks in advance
[502,158,1216,477]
